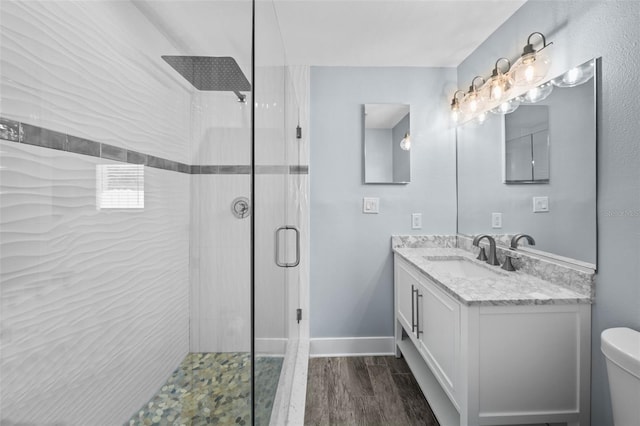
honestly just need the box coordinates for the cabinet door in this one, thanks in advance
[395,258,417,334]
[417,277,460,402]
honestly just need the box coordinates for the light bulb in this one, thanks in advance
[450,90,464,124]
[566,67,582,84]
[469,96,478,112]
[461,76,485,115]
[476,112,487,124]
[400,133,411,151]
[490,98,520,115]
[551,60,595,88]
[519,82,553,103]
[524,63,536,82]
[491,83,503,101]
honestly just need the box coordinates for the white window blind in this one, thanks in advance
[96,164,144,209]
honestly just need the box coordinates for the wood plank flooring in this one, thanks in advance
[304,356,439,426]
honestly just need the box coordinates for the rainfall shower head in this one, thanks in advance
[162,56,251,102]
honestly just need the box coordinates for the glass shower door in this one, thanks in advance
[253,2,302,424]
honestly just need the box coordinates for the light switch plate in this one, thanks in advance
[363,197,379,214]
[412,213,422,229]
[492,212,502,229]
[533,196,549,213]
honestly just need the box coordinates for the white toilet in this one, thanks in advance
[601,327,640,426]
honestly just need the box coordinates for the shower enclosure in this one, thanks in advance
[0,1,308,425]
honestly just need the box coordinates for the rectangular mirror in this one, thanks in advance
[505,105,549,183]
[363,103,410,184]
[457,58,597,266]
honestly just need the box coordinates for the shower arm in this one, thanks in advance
[234,91,246,103]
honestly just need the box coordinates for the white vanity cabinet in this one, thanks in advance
[394,254,591,426]
[395,257,461,407]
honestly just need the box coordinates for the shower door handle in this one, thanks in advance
[275,226,300,268]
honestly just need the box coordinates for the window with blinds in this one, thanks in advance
[96,164,144,209]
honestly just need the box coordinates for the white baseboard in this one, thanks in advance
[310,336,395,357]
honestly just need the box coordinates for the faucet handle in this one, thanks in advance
[501,251,519,271]
[476,247,488,261]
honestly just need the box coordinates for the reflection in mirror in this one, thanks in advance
[363,103,410,184]
[457,58,597,265]
[505,105,549,183]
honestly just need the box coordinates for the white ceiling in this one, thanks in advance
[134,0,526,68]
[273,0,526,67]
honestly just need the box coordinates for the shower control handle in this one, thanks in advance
[275,226,300,268]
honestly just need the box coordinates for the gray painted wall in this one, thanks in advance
[310,66,457,338]
[457,1,640,424]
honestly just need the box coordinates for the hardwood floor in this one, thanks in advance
[304,356,439,426]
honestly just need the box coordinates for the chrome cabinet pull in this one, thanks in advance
[411,285,416,332]
[275,226,300,268]
[416,292,423,336]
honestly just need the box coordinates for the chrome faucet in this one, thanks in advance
[502,234,536,271]
[472,234,500,266]
[510,234,536,249]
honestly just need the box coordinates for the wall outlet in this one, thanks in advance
[363,197,379,214]
[533,196,549,213]
[492,212,502,229]
[412,213,422,230]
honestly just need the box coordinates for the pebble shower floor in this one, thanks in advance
[128,352,283,426]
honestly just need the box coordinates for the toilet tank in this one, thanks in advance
[601,327,640,426]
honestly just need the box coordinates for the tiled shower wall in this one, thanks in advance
[189,65,304,354]
[0,2,192,424]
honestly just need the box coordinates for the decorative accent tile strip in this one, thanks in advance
[289,165,309,174]
[0,117,20,141]
[255,165,288,174]
[0,117,309,175]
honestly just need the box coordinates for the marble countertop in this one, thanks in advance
[394,247,592,306]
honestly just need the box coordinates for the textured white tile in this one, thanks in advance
[254,175,288,348]
[254,66,287,166]
[0,141,190,424]
[190,91,252,165]
[0,1,192,163]
[190,175,251,353]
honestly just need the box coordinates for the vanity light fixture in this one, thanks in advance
[511,32,553,87]
[450,90,465,123]
[551,60,595,87]
[448,31,553,125]
[400,132,411,151]
[485,58,514,102]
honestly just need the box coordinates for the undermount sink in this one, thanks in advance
[422,256,505,279]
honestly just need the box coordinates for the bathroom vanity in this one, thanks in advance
[393,239,593,426]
